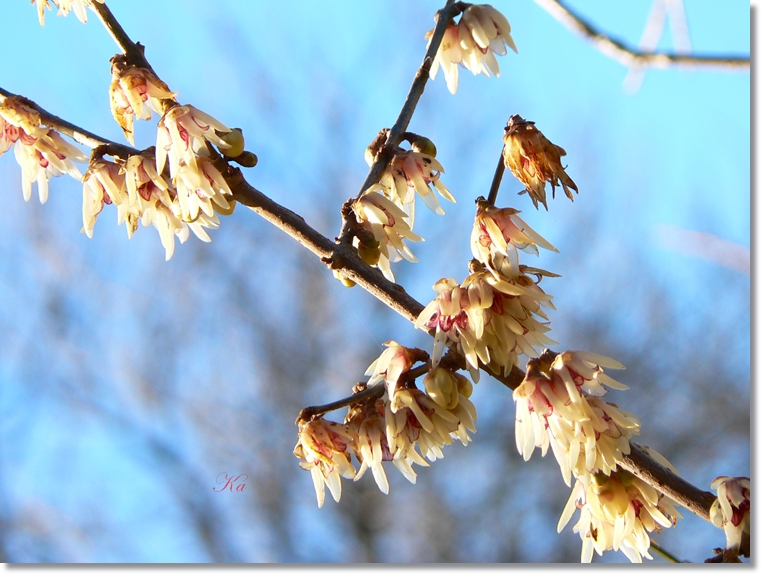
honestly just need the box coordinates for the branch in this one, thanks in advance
[533,0,750,70]
[89,1,156,74]
[337,0,462,244]
[0,85,716,525]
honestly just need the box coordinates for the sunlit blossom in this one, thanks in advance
[503,115,578,210]
[32,0,104,26]
[428,4,517,94]
[353,188,423,282]
[156,104,233,178]
[376,150,454,225]
[82,158,125,238]
[710,476,750,555]
[514,350,636,485]
[471,198,558,278]
[109,56,177,145]
[558,470,681,563]
[415,265,556,379]
[294,418,356,508]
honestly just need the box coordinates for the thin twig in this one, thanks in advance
[486,146,506,205]
[89,1,156,73]
[338,0,462,244]
[297,383,385,422]
[533,0,750,70]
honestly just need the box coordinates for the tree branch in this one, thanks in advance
[533,0,750,70]
[0,85,715,524]
[337,0,462,244]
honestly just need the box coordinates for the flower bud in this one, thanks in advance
[220,128,245,158]
[233,151,258,168]
[423,367,459,409]
[358,243,381,266]
[214,198,237,216]
[454,372,473,398]
[332,269,356,287]
[410,136,437,158]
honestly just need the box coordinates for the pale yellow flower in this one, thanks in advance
[353,188,423,282]
[377,150,454,225]
[514,351,637,486]
[156,104,233,178]
[82,158,125,238]
[294,419,356,508]
[503,115,578,210]
[428,4,517,94]
[32,0,104,26]
[472,199,558,278]
[365,340,423,389]
[710,476,750,554]
[558,470,681,563]
[109,56,177,145]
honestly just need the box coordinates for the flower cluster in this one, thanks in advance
[710,476,750,556]
[428,4,518,94]
[503,115,578,211]
[0,96,86,203]
[514,350,681,562]
[33,0,104,26]
[472,198,558,279]
[513,351,636,486]
[352,186,423,282]
[83,149,232,259]
[416,265,556,381]
[558,470,682,563]
[355,136,453,280]
[294,342,477,507]
[109,55,177,145]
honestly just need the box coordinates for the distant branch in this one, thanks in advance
[534,0,750,70]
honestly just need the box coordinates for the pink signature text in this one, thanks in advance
[213,472,248,492]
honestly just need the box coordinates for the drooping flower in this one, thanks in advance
[294,418,356,508]
[82,157,125,238]
[376,150,454,225]
[32,0,104,26]
[558,470,681,563]
[0,95,86,203]
[428,4,518,94]
[416,265,556,379]
[109,55,177,145]
[13,128,87,203]
[0,116,19,157]
[710,476,750,555]
[345,398,396,494]
[503,115,578,210]
[156,104,233,178]
[352,188,423,282]
[513,350,637,486]
[471,198,558,278]
[174,156,233,223]
[365,340,426,390]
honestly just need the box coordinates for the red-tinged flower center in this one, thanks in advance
[732,500,750,527]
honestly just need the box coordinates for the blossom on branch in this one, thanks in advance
[374,149,454,225]
[0,96,86,203]
[416,265,556,380]
[558,469,681,563]
[352,188,423,282]
[428,4,518,94]
[503,115,578,210]
[293,418,356,508]
[514,350,636,485]
[82,158,124,238]
[32,0,104,26]
[109,56,177,145]
[13,129,86,204]
[471,198,558,278]
[710,476,750,555]
[156,104,234,178]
